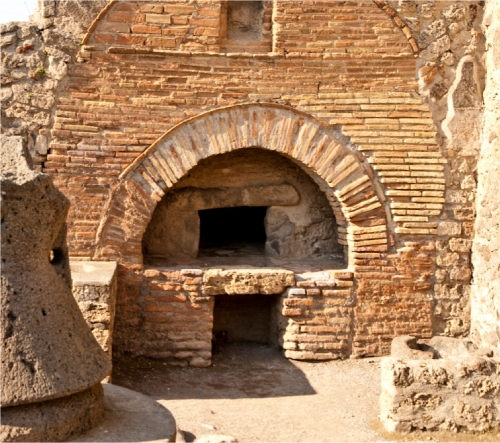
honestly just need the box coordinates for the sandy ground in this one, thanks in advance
[112,343,500,443]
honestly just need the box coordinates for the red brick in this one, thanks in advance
[93,33,116,44]
[130,24,161,34]
[145,37,177,48]
[116,35,145,45]
[107,12,145,23]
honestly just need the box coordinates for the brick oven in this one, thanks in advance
[47,0,448,366]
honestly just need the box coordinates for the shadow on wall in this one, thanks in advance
[112,343,316,400]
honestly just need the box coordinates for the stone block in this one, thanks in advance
[286,288,306,296]
[202,268,295,295]
[71,261,118,356]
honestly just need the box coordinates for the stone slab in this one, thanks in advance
[1,384,104,443]
[70,384,176,442]
[70,261,117,286]
[202,268,295,295]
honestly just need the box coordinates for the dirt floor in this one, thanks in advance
[112,343,500,443]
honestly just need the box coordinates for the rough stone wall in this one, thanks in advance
[1,22,70,167]
[0,0,107,168]
[31,0,108,37]
[70,261,118,357]
[471,1,500,349]
[380,337,500,433]
[384,1,485,339]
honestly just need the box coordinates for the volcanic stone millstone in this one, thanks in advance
[1,137,111,441]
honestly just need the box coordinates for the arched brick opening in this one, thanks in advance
[52,0,444,362]
[93,103,394,364]
[94,103,389,265]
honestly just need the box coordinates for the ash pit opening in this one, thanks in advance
[198,206,267,257]
[212,294,281,351]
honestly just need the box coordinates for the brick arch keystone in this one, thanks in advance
[94,103,389,264]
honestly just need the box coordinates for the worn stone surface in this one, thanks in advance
[471,0,500,349]
[381,336,500,433]
[70,261,118,357]
[195,435,238,443]
[1,384,104,443]
[0,136,110,408]
[390,336,433,360]
[70,383,177,443]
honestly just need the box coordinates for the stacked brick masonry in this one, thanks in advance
[42,0,480,357]
[132,267,356,364]
[137,267,213,367]
[93,102,427,360]
[93,104,388,261]
[353,240,434,356]
[384,1,485,338]
[129,256,432,364]
[281,272,355,360]
[48,1,435,254]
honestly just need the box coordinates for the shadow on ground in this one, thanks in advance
[112,342,316,400]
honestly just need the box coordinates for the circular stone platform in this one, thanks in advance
[70,384,176,442]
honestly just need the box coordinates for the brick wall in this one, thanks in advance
[45,0,466,362]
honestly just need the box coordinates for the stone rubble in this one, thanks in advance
[381,336,500,433]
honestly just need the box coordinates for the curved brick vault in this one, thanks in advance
[94,103,389,264]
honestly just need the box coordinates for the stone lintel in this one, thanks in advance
[202,268,295,295]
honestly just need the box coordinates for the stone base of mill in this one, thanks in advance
[1,384,105,443]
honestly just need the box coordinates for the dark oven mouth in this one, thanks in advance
[198,206,268,257]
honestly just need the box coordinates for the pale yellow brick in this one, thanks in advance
[394,216,429,222]
[146,14,172,24]
[83,101,115,108]
[411,197,446,203]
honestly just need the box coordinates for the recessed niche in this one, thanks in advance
[227,1,264,42]
[220,1,272,53]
